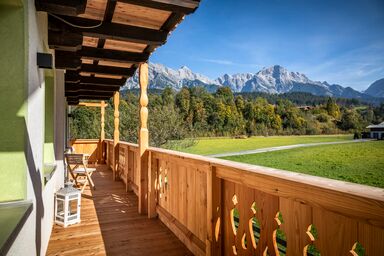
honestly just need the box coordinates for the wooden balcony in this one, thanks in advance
[53,139,384,256]
[47,164,192,256]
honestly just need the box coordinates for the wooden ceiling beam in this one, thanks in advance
[55,52,81,69]
[117,0,199,14]
[65,83,120,92]
[67,95,113,104]
[55,48,149,64]
[65,91,115,97]
[56,58,136,76]
[65,71,127,86]
[78,102,109,107]
[48,15,168,45]
[81,64,136,77]
[67,95,112,100]
[56,51,145,73]
[48,31,83,52]
[161,12,184,32]
[79,46,149,64]
[35,0,87,16]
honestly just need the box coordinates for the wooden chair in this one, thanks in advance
[65,153,96,193]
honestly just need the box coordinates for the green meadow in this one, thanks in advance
[222,141,384,188]
[180,134,352,155]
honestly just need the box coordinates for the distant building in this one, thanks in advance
[366,122,384,139]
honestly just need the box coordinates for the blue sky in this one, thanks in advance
[150,0,384,91]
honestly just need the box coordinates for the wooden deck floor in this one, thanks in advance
[47,165,192,256]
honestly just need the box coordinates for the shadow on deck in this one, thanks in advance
[47,165,192,256]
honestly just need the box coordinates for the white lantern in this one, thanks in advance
[54,183,81,227]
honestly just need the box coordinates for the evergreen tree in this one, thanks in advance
[326,97,341,119]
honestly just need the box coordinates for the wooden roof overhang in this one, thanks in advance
[36,0,201,105]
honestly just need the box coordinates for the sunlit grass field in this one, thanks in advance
[222,141,384,188]
[180,134,352,155]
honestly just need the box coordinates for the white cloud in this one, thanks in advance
[197,57,262,69]
[199,58,235,65]
[291,42,384,90]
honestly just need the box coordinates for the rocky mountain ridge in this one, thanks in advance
[123,63,382,99]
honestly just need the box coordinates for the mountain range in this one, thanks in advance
[124,63,384,100]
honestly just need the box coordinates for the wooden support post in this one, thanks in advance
[138,63,149,215]
[100,100,106,164]
[113,92,120,180]
[208,166,222,255]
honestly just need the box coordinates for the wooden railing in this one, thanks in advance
[101,140,384,256]
[105,139,140,194]
[69,139,103,164]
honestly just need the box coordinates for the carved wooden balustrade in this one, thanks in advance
[78,139,383,256]
[106,140,139,194]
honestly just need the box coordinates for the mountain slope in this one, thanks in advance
[365,78,384,98]
[216,73,254,92]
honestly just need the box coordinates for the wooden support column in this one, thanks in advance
[138,63,149,215]
[113,92,120,180]
[100,100,106,164]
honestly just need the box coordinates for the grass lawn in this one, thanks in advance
[180,134,352,155]
[222,141,384,188]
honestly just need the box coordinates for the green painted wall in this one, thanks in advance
[44,74,55,164]
[0,2,28,202]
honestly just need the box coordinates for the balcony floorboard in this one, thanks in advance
[47,165,192,256]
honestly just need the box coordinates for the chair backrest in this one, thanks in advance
[65,153,85,165]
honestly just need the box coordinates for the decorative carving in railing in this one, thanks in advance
[249,202,260,251]
[303,224,320,256]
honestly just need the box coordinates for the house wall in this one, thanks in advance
[44,73,55,163]
[5,0,66,255]
[0,0,28,202]
[370,131,384,139]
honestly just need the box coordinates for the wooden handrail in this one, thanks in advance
[70,139,100,143]
[119,141,139,148]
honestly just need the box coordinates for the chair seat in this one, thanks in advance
[72,168,96,174]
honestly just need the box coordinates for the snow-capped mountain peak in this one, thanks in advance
[123,62,374,99]
[216,73,254,92]
[124,63,219,91]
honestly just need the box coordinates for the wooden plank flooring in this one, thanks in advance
[47,165,192,256]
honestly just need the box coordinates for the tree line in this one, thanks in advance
[69,87,384,147]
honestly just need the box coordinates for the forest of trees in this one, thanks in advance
[70,87,384,147]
